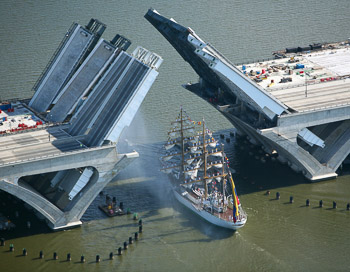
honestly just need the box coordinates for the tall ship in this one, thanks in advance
[160,108,247,230]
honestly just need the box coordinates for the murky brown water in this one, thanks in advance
[1,1,350,271]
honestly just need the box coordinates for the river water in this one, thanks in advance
[0,1,350,271]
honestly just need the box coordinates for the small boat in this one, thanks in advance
[98,205,125,217]
[98,196,125,217]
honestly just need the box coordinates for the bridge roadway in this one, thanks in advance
[0,128,85,165]
[86,59,149,146]
[269,79,350,112]
[69,52,132,137]
[48,39,117,122]
[29,24,94,113]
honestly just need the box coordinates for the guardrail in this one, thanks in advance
[293,102,350,114]
[269,76,348,91]
[0,97,31,104]
[31,23,78,94]
[206,43,238,68]
[234,56,280,67]
[0,144,114,167]
[0,122,66,137]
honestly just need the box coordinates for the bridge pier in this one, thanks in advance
[0,148,138,230]
[222,111,338,181]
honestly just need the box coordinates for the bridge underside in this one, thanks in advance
[0,148,138,230]
[185,83,342,181]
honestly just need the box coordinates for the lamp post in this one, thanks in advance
[48,114,52,142]
[305,71,308,98]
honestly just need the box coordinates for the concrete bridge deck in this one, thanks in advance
[269,79,350,112]
[0,127,85,165]
[235,47,350,113]
[29,24,95,113]
[48,39,118,122]
[68,52,133,136]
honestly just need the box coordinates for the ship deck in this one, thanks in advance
[187,190,242,223]
[237,42,350,113]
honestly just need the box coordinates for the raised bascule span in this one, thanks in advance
[145,8,350,181]
[0,19,162,230]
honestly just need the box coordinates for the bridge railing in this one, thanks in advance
[31,22,78,94]
[295,102,350,114]
[0,144,114,167]
[0,121,67,138]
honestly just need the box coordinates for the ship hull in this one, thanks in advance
[173,188,246,230]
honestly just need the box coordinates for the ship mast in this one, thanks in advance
[180,107,185,175]
[221,144,226,207]
[203,119,208,199]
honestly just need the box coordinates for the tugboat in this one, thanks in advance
[98,195,125,217]
[160,108,247,230]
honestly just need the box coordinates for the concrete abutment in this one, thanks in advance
[0,148,138,230]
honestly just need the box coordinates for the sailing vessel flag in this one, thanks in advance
[230,176,239,222]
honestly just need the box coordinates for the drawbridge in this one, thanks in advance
[0,19,162,230]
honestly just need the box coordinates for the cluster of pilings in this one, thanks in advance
[266,190,350,210]
[235,136,279,165]
[219,131,236,144]
[0,219,144,264]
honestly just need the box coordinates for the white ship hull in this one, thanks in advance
[173,188,246,230]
